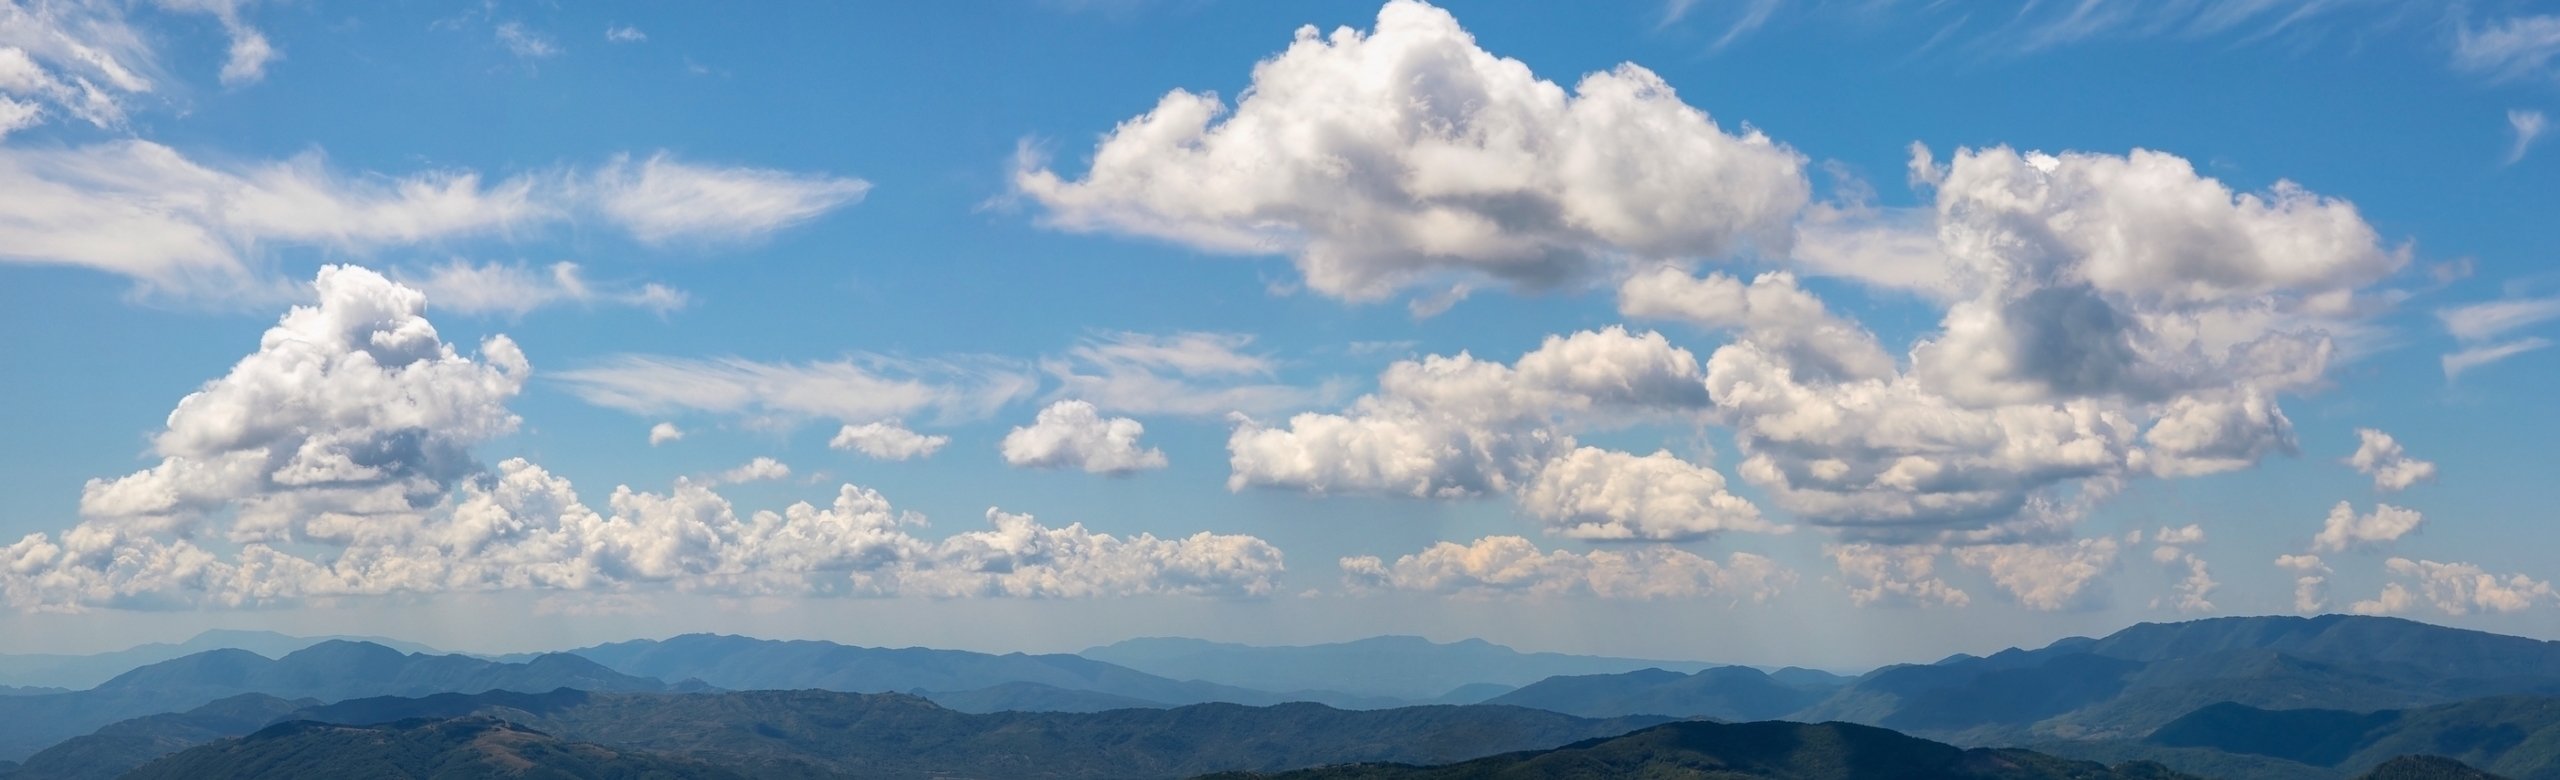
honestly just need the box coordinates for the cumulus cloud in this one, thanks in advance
[0,142,867,297]
[1618,267,1895,381]
[2147,525,2213,613]
[0,269,1285,610]
[2352,558,2556,616]
[647,422,683,446]
[2275,553,2330,613]
[1000,400,1168,475]
[1340,536,1792,601]
[1015,0,1808,301]
[2311,501,2424,553]
[1514,447,1775,541]
[556,354,1036,429]
[1826,543,1967,608]
[1044,331,1327,417]
[407,261,687,317]
[716,457,791,484]
[2345,428,2436,493]
[1950,537,2120,611]
[829,421,949,461]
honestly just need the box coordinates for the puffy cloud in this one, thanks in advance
[2345,428,2436,493]
[1617,267,1895,382]
[76,265,528,542]
[2311,501,2424,553]
[2275,554,2330,614]
[407,261,687,317]
[1015,0,1807,301]
[0,141,866,297]
[1000,400,1168,475]
[908,509,1286,599]
[829,421,949,462]
[1341,536,1791,601]
[592,152,871,245]
[1514,447,1775,541]
[647,422,683,447]
[716,457,791,484]
[1044,331,1328,417]
[604,24,646,44]
[556,354,1036,429]
[2355,558,2557,616]
[2153,524,2205,546]
[1826,543,1967,608]
[2146,526,2213,613]
[1950,537,2120,611]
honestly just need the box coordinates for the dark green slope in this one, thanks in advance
[1200,720,2199,780]
[2356,755,2511,780]
[2137,696,2560,779]
[121,717,748,780]
[4,694,310,780]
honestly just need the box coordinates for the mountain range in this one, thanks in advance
[1080,635,1735,702]
[0,631,443,690]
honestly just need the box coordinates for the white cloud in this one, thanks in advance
[647,422,683,446]
[2510,110,2549,165]
[2275,553,2330,613]
[2443,337,2552,380]
[2345,428,2436,493]
[1044,331,1326,417]
[1341,535,1792,601]
[0,142,867,298]
[2354,558,2557,616]
[1514,447,1775,541]
[2154,524,2206,546]
[717,457,791,484]
[2439,296,2560,342]
[2146,526,2213,613]
[2453,14,2560,84]
[407,260,687,317]
[910,508,1286,599]
[605,25,646,44]
[0,0,284,130]
[2311,501,2424,553]
[829,421,948,461]
[495,22,559,59]
[1618,267,1895,381]
[1951,537,2120,611]
[1015,0,1808,300]
[556,354,1037,429]
[1826,543,1967,607]
[592,152,871,245]
[1000,400,1168,475]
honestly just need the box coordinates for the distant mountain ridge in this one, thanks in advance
[1201,719,2202,779]
[0,630,444,690]
[122,716,747,780]
[1483,665,1848,721]
[1082,635,1729,702]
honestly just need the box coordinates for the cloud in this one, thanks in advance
[605,25,646,44]
[1044,331,1327,417]
[1000,400,1168,475]
[1950,537,2120,611]
[407,261,687,317]
[592,152,871,245]
[829,421,948,461]
[2439,296,2560,342]
[1514,447,1776,542]
[1826,543,1967,608]
[2443,337,2553,380]
[1618,267,1896,382]
[1341,536,1792,601]
[716,457,791,484]
[1015,0,1808,301]
[495,22,559,59]
[2275,553,2330,613]
[647,422,683,446]
[2511,110,2549,165]
[556,354,1037,429]
[0,269,1285,610]
[2353,558,2557,616]
[2345,428,2436,493]
[0,142,867,298]
[2147,525,2213,613]
[2311,501,2424,553]
[2453,14,2560,84]
[0,0,284,131]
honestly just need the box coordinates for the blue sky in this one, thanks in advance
[1,0,2557,668]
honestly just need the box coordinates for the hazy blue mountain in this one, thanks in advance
[1428,683,1516,705]
[2140,697,2560,778]
[122,717,750,780]
[563,633,1397,709]
[1082,636,1724,702]
[915,680,1167,713]
[1482,665,1845,720]
[0,641,660,762]
[0,630,443,690]
[1795,615,2560,745]
[2,694,311,780]
[1199,720,2201,780]
[0,687,64,697]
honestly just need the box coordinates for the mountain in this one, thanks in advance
[2139,697,2560,778]
[0,641,662,762]
[914,680,1167,713]
[2357,755,2512,780]
[1083,636,1728,702]
[563,633,1397,709]
[1197,719,2199,779]
[121,717,749,780]
[127,687,1674,779]
[1793,615,2560,745]
[0,630,444,690]
[1481,665,1847,720]
[2,694,311,780]
[0,688,63,697]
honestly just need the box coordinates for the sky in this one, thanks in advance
[1,0,2558,670]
